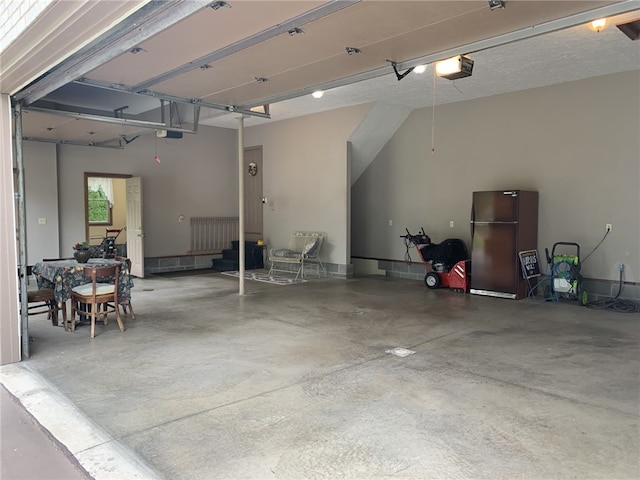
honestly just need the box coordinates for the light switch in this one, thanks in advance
[38,218,46,225]
[449,220,454,228]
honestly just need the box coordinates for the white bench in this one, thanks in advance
[268,232,325,280]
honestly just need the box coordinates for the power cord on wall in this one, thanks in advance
[581,229,609,263]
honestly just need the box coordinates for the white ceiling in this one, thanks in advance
[200,8,640,130]
[9,1,640,144]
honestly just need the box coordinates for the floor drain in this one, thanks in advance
[385,347,415,357]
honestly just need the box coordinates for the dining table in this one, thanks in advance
[32,258,134,310]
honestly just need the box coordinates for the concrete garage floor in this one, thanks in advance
[2,272,639,479]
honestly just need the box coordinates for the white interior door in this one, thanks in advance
[126,176,144,277]
[244,146,263,241]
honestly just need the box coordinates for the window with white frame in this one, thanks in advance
[87,177,113,225]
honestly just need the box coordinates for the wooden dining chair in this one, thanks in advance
[70,264,125,338]
[114,256,136,319]
[19,265,64,326]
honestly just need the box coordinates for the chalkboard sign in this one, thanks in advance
[519,250,541,279]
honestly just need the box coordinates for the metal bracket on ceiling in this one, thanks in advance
[114,106,129,118]
[74,78,269,120]
[22,136,124,149]
[248,104,269,116]
[23,106,198,135]
[120,135,140,145]
[387,60,414,82]
[209,1,231,11]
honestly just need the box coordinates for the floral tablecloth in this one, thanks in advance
[32,259,133,307]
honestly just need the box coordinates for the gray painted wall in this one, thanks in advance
[352,71,640,284]
[23,104,371,271]
[349,102,412,185]
[244,104,371,268]
[24,141,58,264]
[54,126,238,259]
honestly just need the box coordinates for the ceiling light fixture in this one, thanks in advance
[413,65,427,74]
[488,0,506,10]
[209,1,230,10]
[311,90,324,99]
[288,27,304,36]
[590,18,607,32]
[435,55,474,80]
[345,46,362,55]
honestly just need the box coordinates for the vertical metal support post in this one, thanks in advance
[15,102,29,358]
[192,105,200,133]
[237,116,245,295]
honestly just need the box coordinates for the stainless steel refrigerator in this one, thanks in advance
[470,190,538,299]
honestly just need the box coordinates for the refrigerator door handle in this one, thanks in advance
[470,206,475,240]
[472,221,518,225]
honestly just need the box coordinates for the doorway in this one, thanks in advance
[244,146,263,242]
[84,173,130,252]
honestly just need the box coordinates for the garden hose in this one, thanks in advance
[586,267,640,314]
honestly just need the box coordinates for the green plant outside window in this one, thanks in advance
[88,186,112,225]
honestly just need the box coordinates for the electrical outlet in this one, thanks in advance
[388,219,393,226]
[606,224,612,232]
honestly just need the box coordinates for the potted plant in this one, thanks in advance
[73,241,91,263]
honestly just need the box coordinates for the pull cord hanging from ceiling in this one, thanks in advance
[154,132,160,163]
